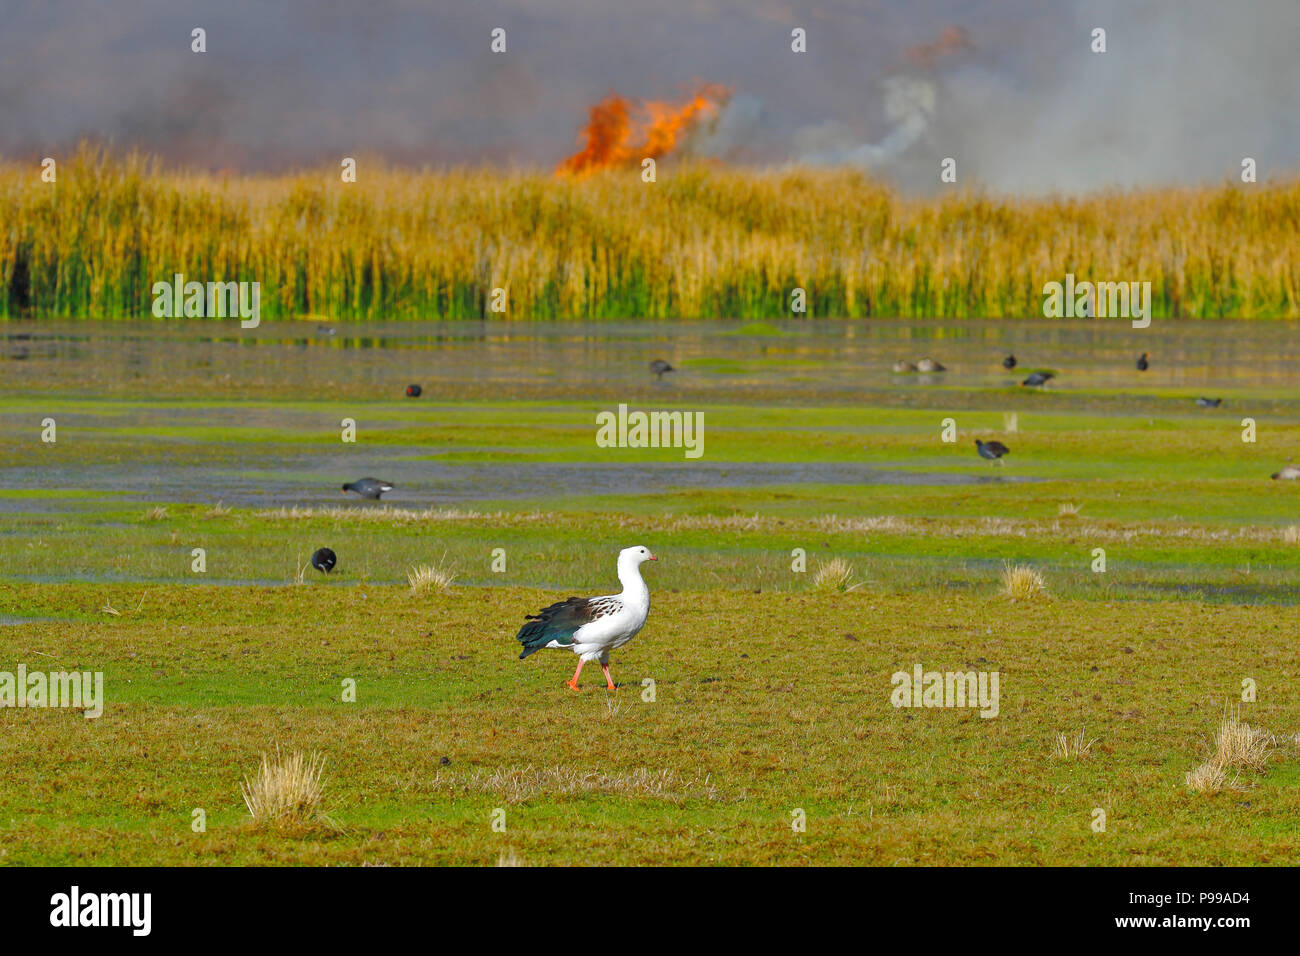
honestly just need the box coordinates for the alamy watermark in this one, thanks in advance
[1,665,103,718]
[151,273,260,328]
[50,886,150,936]
[596,403,704,459]
[891,664,999,718]
[1042,273,1151,328]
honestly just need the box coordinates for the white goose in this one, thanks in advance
[515,546,656,691]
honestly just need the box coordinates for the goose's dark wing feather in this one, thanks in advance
[516,596,622,658]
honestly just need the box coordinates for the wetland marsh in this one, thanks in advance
[1,317,1297,865]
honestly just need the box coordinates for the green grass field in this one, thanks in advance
[3,583,1298,865]
[2,384,1298,865]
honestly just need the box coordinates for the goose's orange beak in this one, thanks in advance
[648,553,658,561]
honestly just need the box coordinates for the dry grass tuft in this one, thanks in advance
[1184,761,1230,794]
[1052,728,1096,760]
[497,849,525,867]
[812,515,908,535]
[1284,525,1300,545]
[811,557,862,593]
[408,556,457,594]
[204,501,231,517]
[258,505,489,524]
[1058,502,1081,517]
[446,765,718,804]
[1210,707,1275,773]
[1001,563,1048,600]
[240,747,334,831]
[144,506,168,521]
[1185,706,1276,794]
[251,507,1300,547]
[602,695,623,721]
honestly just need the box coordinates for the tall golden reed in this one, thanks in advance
[2,145,1297,319]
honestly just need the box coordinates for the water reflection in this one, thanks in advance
[3,318,1298,404]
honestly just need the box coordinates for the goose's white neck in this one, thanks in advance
[616,556,650,606]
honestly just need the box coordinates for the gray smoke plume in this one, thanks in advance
[795,76,937,169]
[704,0,1300,193]
[936,0,1300,192]
[0,0,1296,191]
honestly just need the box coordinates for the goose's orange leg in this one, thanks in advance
[565,659,584,691]
[600,662,617,691]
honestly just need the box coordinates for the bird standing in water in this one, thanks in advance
[650,359,674,381]
[1002,354,1017,370]
[975,439,1010,465]
[1136,352,1150,371]
[343,478,394,500]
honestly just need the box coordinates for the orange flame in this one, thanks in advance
[558,84,731,176]
[903,26,972,68]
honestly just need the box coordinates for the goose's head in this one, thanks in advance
[620,545,657,566]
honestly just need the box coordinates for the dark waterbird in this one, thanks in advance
[1021,371,1054,387]
[8,333,31,360]
[406,384,422,397]
[1136,352,1150,371]
[1195,397,1222,407]
[975,439,1010,462]
[311,548,337,573]
[1002,354,1017,370]
[343,478,394,499]
[649,359,674,380]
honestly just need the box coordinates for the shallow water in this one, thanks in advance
[2,318,1297,506]
[1,457,1037,511]
[4,318,1299,405]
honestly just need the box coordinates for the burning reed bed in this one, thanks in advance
[3,146,1299,319]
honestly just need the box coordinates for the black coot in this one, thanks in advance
[311,548,337,573]
[343,478,394,499]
